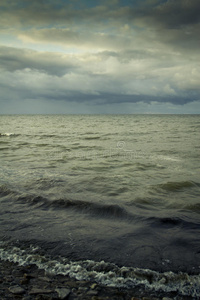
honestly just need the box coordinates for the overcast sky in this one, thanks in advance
[0,0,200,114]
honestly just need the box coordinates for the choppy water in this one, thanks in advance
[0,114,200,297]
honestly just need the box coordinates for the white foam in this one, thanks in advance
[0,133,15,136]
[156,155,181,162]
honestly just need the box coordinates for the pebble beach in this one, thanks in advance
[0,259,195,300]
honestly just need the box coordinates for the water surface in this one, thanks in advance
[0,114,200,297]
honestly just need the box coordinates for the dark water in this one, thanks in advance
[0,114,200,297]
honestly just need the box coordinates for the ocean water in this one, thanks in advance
[0,114,200,298]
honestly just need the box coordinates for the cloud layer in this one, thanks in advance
[0,0,200,114]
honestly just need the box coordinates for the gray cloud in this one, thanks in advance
[1,0,198,31]
[1,0,199,56]
[0,0,200,114]
[0,46,79,76]
[145,0,200,28]
[0,43,200,104]
[0,1,124,28]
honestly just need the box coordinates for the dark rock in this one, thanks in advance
[22,296,32,300]
[25,273,37,279]
[4,275,13,282]
[87,290,99,296]
[35,295,54,300]
[20,273,30,284]
[38,276,52,282]
[78,287,88,293]
[56,288,71,299]
[9,285,26,294]
[63,280,78,288]
[77,280,88,286]
[21,278,29,284]
[29,288,54,295]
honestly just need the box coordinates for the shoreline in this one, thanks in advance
[0,259,194,300]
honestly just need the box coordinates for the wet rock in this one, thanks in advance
[77,286,88,295]
[38,276,52,282]
[22,296,32,300]
[63,280,78,288]
[9,285,26,294]
[77,280,88,286]
[87,289,99,296]
[91,283,98,289]
[12,269,24,277]
[29,288,54,295]
[56,287,71,299]
[142,298,159,300]
[35,295,54,300]
[20,273,30,284]
[20,278,29,284]
[5,275,13,282]
[91,297,110,300]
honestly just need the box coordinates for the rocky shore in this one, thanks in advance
[0,259,194,300]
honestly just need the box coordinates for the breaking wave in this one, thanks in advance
[0,243,200,298]
[0,132,18,137]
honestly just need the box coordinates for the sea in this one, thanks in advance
[0,114,200,298]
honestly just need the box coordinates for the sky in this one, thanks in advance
[0,0,200,114]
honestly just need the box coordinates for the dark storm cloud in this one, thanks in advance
[0,46,78,76]
[143,0,200,28]
[1,0,200,53]
[135,0,200,53]
[0,0,123,28]
[1,0,200,36]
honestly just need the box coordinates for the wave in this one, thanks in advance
[0,133,18,137]
[146,216,200,230]
[51,199,133,219]
[155,155,181,162]
[0,132,67,139]
[84,136,101,140]
[2,186,135,221]
[154,181,199,192]
[0,243,200,298]
[0,184,16,197]
[136,162,165,171]
[183,203,200,213]
[16,194,135,221]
